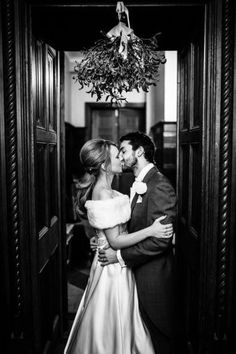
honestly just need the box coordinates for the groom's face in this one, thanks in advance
[118,140,137,171]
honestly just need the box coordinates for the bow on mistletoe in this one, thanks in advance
[73,2,166,104]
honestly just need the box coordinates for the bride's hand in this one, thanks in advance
[151,216,173,238]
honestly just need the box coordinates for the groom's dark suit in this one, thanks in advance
[121,166,177,354]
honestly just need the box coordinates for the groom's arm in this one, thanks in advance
[121,178,177,268]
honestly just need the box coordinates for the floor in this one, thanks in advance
[55,258,184,354]
[54,262,91,353]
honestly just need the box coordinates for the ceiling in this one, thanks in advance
[32,3,205,51]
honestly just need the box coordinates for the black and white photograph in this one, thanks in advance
[0,0,235,353]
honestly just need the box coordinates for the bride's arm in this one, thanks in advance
[104,216,173,250]
[95,189,172,250]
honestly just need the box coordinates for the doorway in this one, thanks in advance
[1,1,235,353]
[31,4,205,352]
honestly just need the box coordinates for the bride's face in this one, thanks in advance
[109,145,122,174]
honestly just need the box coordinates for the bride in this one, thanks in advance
[64,139,173,354]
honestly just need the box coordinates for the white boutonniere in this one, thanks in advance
[132,181,147,195]
[137,195,143,203]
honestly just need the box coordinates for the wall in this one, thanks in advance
[64,53,71,123]
[146,61,165,134]
[164,51,177,122]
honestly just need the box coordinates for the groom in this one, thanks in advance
[97,131,177,354]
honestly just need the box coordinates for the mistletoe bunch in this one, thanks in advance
[73,33,166,104]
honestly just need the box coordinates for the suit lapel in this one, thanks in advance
[131,193,139,214]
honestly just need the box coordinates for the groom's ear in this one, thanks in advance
[137,146,144,157]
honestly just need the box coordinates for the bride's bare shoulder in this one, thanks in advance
[93,187,113,201]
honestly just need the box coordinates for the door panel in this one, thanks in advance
[119,108,142,137]
[85,103,144,194]
[32,37,62,353]
[177,36,204,352]
[86,103,145,143]
[91,109,117,141]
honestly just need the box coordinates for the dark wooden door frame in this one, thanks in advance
[0,0,235,352]
[0,1,34,352]
[0,3,11,349]
[200,1,235,351]
[0,1,66,352]
[175,0,235,351]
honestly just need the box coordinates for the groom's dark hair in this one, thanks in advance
[120,131,155,163]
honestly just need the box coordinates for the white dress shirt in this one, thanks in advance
[117,163,154,267]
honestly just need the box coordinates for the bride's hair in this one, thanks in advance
[75,139,117,216]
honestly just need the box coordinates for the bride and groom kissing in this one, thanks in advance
[64,131,177,354]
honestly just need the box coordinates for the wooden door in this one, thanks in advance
[86,103,145,143]
[176,31,204,353]
[85,103,145,193]
[31,37,63,353]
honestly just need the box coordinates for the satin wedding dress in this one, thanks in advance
[64,191,154,354]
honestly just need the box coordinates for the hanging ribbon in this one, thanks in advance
[106,1,134,60]
[116,1,130,28]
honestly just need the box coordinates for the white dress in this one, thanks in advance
[64,191,154,354]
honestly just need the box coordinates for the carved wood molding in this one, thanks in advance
[216,0,234,341]
[2,0,23,337]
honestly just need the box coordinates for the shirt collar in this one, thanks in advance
[135,163,154,182]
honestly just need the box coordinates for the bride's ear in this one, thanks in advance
[101,163,106,171]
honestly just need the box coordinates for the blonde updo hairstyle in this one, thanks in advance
[76,139,117,216]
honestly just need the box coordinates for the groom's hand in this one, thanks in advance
[98,248,118,266]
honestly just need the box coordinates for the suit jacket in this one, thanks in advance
[121,166,177,337]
